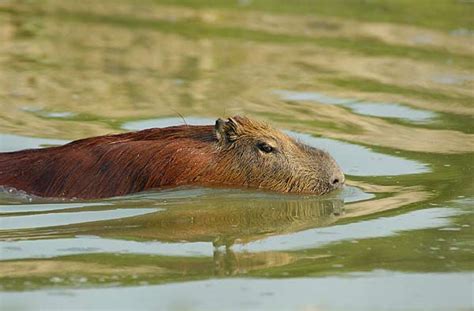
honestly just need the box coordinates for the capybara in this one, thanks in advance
[0,116,344,199]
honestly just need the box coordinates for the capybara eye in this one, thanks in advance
[257,142,274,153]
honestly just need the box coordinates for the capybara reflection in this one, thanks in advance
[0,116,344,199]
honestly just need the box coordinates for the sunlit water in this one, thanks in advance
[0,0,473,310]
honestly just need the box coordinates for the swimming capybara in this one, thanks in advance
[0,116,344,199]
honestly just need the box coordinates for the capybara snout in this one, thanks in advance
[0,116,344,199]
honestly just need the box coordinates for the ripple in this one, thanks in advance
[340,186,374,203]
[349,102,434,121]
[232,208,462,253]
[431,73,474,85]
[274,89,436,123]
[0,208,160,230]
[21,107,77,119]
[0,202,110,214]
[0,236,213,260]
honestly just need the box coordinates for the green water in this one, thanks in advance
[0,0,473,310]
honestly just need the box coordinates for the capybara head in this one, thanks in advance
[212,116,345,194]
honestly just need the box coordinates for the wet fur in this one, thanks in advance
[0,117,344,199]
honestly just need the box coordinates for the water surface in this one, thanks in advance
[0,0,473,310]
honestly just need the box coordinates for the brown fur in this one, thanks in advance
[0,116,344,199]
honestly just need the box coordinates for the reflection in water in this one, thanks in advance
[1,186,454,291]
[0,191,344,286]
[99,195,343,246]
[0,191,344,246]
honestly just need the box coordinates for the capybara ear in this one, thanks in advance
[215,117,239,143]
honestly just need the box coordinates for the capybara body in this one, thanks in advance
[0,116,344,199]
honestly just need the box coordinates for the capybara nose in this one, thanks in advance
[330,172,345,188]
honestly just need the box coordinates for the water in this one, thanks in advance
[0,0,473,310]
[2,273,472,311]
[274,89,437,123]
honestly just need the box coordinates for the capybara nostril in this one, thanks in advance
[330,172,345,188]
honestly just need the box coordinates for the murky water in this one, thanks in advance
[0,0,473,310]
